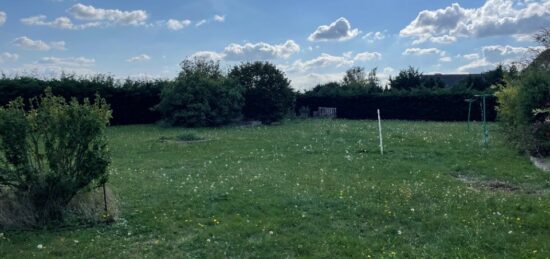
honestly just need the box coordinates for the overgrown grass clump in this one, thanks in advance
[1,120,549,257]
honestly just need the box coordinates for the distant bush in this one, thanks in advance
[0,89,112,224]
[230,62,295,124]
[157,58,244,127]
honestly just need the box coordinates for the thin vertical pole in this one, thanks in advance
[103,183,108,213]
[467,101,472,130]
[377,109,383,155]
[482,96,488,145]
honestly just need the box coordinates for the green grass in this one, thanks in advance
[1,119,549,258]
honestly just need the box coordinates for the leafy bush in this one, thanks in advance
[230,62,295,124]
[496,66,550,156]
[157,58,244,127]
[0,89,112,223]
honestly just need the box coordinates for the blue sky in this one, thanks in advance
[0,0,549,90]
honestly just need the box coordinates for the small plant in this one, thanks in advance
[0,89,112,224]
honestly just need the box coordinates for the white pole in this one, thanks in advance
[377,109,384,155]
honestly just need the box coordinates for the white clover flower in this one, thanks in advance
[37,244,44,249]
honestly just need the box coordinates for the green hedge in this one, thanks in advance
[0,77,165,125]
[296,93,497,121]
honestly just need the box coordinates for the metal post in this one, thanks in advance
[377,109,383,155]
[482,96,488,145]
[467,101,472,130]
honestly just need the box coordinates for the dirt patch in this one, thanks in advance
[476,180,519,192]
[451,173,519,193]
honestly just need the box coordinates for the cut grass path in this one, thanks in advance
[1,119,549,258]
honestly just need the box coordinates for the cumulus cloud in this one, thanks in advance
[457,44,542,72]
[481,45,537,62]
[224,40,300,60]
[402,48,445,56]
[195,19,207,27]
[458,58,495,72]
[463,53,480,60]
[439,56,452,62]
[288,72,345,92]
[21,15,100,30]
[191,51,225,61]
[213,15,225,22]
[37,56,95,67]
[354,51,382,61]
[68,3,148,25]
[166,19,191,30]
[192,40,300,62]
[401,0,550,44]
[308,17,360,42]
[288,51,382,73]
[21,4,148,29]
[127,54,151,63]
[0,11,6,26]
[13,36,66,51]
[290,53,354,72]
[0,52,18,63]
[362,31,386,43]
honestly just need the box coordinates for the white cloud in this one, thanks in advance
[0,11,6,26]
[0,52,18,63]
[402,48,445,56]
[291,53,354,72]
[354,51,382,61]
[195,40,300,61]
[362,31,386,43]
[401,0,550,44]
[37,56,95,67]
[126,54,151,63]
[308,17,360,42]
[457,44,543,73]
[439,56,452,62]
[166,19,191,30]
[482,44,543,62]
[22,4,148,29]
[21,15,100,30]
[191,40,300,62]
[68,3,148,25]
[458,58,495,72]
[213,15,225,22]
[463,53,480,60]
[195,19,207,27]
[288,72,345,92]
[13,36,66,51]
[430,35,457,44]
[191,51,225,61]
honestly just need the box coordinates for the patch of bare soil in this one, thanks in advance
[451,173,519,193]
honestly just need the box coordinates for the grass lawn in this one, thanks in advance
[1,119,549,258]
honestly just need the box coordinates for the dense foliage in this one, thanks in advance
[298,91,497,121]
[0,89,112,222]
[230,62,295,123]
[496,52,550,156]
[157,58,244,127]
[0,75,165,125]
